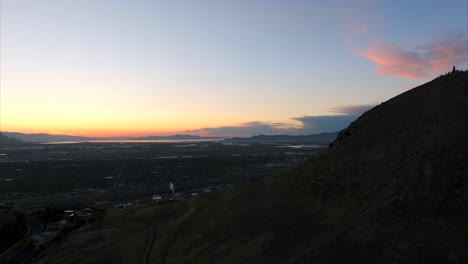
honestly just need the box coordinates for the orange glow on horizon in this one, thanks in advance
[1,128,200,138]
[2,119,276,138]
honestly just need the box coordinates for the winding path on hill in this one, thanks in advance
[160,205,198,264]
[123,215,156,264]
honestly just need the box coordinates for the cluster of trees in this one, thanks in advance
[0,210,26,252]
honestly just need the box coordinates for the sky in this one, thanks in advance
[0,0,466,137]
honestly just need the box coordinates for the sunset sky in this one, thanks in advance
[0,0,466,137]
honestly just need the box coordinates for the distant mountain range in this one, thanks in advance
[0,132,221,143]
[1,132,91,143]
[1,131,338,143]
[226,132,339,143]
[0,133,24,144]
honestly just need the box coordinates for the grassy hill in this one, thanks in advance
[43,71,468,264]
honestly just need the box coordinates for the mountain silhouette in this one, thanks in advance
[0,133,23,144]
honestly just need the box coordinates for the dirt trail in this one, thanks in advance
[123,215,156,264]
[160,205,198,264]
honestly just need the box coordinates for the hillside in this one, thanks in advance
[44,71,468,264]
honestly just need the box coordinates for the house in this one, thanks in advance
[42,222,63,240]
[152,195,162,203]
[174,193,184,200]
[76,210,93,223]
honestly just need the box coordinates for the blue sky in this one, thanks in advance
[0,0,466,136]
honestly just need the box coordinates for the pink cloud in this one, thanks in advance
[332,1,386,54]
[362,33,467,79]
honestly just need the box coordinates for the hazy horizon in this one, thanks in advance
[1,129,340,139]
[0,0,466,137]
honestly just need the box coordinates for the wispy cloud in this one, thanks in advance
[187,121,289,137]
[187,104,375,137]
[417,32,468,73]
[334,1,467,80]
[362,32,467,79]
[333,0,385,53]
[190,116,355,137]
[291,115,357,134]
